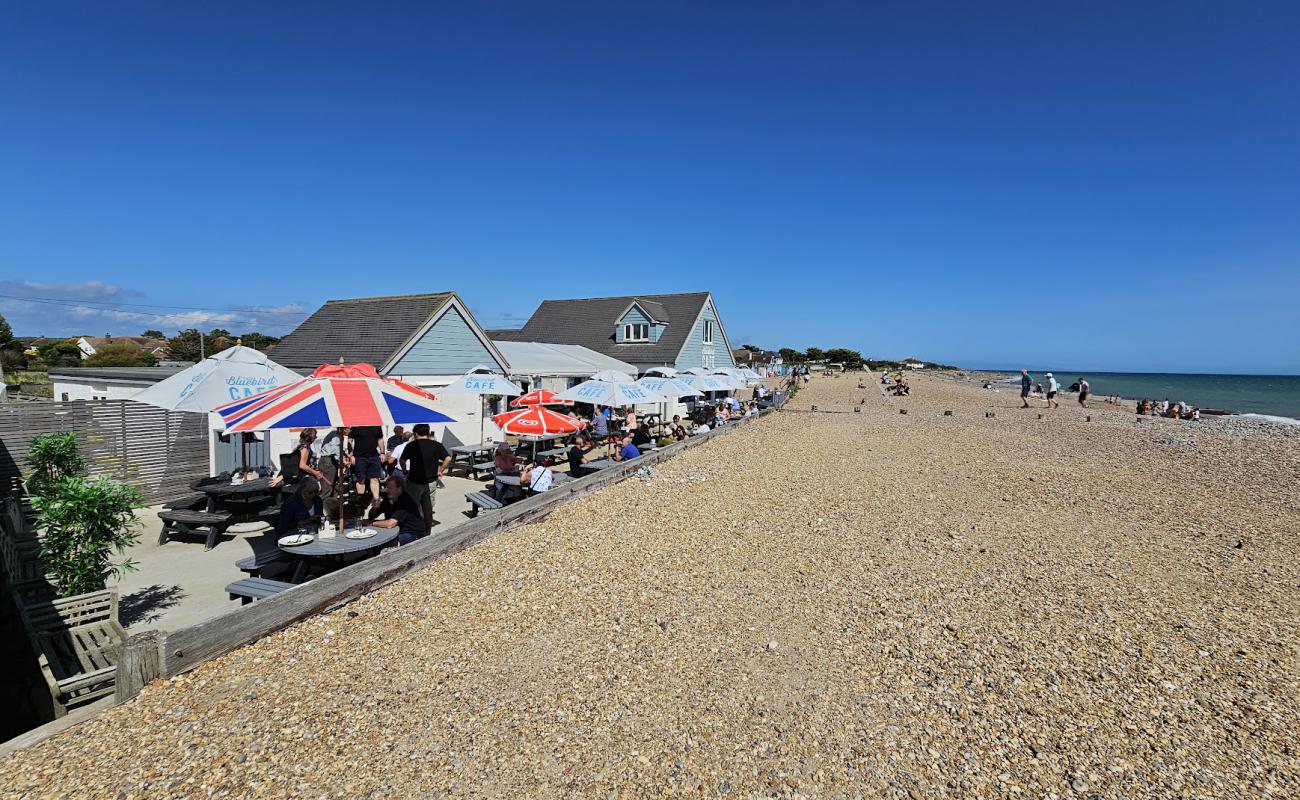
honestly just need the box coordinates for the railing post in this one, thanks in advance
[115,630,163,703]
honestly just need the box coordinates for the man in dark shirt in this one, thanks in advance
[567,434,592,477]
[351,425,386,505]
[398,423,452,532]
[368,474,428,545]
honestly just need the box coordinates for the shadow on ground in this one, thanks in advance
[120,584,187,627]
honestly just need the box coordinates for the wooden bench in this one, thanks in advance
[235,549,291,579]
[225,577,296,605]
[471,461,495,480]
[157,509,234,550]
[21,590,124,717]
[162,493,208,511]
[464,492,503,517]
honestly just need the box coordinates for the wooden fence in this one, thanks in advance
[0,401,209,504]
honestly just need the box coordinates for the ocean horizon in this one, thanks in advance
[971,369,1300,421]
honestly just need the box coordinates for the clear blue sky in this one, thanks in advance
[2,2,1297,373]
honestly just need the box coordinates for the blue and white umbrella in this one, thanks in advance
[131,345,301,414]
[680,374,733,394]
[556,379,664,407]
[635,376,703,400]
[440,368,525,398]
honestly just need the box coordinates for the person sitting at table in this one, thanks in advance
[276,477,323,534]
[567,434,594,476]
[631,422,653,449]
[591,407,609,441]
[293,428,330,487]
[671,416,688,441]
[613,435,640,462]
[625,408,637,433]
[493,442,518,475]
[693,419,711,434]
[367,474,428,545]
[520,459,554,493]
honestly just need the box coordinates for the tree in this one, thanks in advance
[140,329,165,340]
[167,328,235,361]
[24,432,87,499]
[740,344,762,352]
[37,339,83,367]
[85,343,157,367]
[0,313,12,348]
[804,347,825,362]
[240,331,280,351]
[824,347,865,369]
[777,347,805,363]
[33,476,142,597]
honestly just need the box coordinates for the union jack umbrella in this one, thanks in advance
[213,363,455,433]
[492,406,585,437]
[510,389,574,408]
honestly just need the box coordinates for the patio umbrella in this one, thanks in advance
[591,369,637,383]
[679,374,733,394]
[740,368,763,382]
[214,362,456,433]
[440,367,525,444]
[555,379,664,408]
[680,367,712,376]
[644,366,677,378]
[213,362,458,532]
[493,407,586,460]
[635,376,703,433]
[511,389,574,407]
[131,344,302,476]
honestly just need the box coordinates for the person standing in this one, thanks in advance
[1044,372,1059,409]
[398,423,452,532]
[350,425,386,505]
[1077,377,1090,407]
[1020,369,1033,408]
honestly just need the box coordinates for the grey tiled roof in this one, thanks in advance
[268,293,452,371]
[493,292,711,366]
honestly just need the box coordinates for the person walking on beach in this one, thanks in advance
[1044,372,1059,409]
[1077,377,1090,407]
[1019,369,1033,408]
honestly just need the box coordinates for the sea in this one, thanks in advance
[979,371,1300,423]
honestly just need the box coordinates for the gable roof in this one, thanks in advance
[78,336,167,351]
[492,292,715,365]
[268,293,454,371]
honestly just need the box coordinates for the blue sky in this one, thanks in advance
[2,2,1297,373]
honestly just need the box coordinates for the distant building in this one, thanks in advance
[270,292,512,446]
[490,292,736,373]
[902,358,926,369]
[75,335,168,360]
[50,365,191,402]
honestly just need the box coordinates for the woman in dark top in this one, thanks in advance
[294,428,329,485]
[277,477,323,534]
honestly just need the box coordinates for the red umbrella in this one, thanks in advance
[493,406,585,436]
[510,389,574,408]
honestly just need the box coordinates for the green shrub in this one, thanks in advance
[32,476,142,597]
[25,432,87,499]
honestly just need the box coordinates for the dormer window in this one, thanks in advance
[624,323,649,342]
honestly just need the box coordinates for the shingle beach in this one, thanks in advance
[4,372,1298,798]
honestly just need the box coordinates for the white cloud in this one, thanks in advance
[0,279,131,301]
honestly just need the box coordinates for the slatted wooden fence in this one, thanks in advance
[0,401,208,504]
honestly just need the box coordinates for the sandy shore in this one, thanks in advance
[3,372,1297,798]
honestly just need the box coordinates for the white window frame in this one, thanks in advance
[624,323,649,342]
[703,319,714,344]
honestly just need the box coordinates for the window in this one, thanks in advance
[703,319,714,343]
[624,323,649,342]
[703,352,714,369]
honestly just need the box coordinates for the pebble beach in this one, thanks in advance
[3,372,1298,798]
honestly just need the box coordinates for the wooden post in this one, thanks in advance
[115,630,163,703]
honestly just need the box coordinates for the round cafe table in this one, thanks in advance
[278,524,401,582]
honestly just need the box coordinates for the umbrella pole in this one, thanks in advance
[337,426,346,534]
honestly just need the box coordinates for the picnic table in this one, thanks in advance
[583,458,616,473]
[192,476,279,514]
[277,524,401,582]
[449,443,496,479]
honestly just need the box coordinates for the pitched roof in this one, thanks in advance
[268,293,453,371]
[492,292,713,365]
[79,336,167,350]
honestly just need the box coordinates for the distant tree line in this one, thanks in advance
[772,344,960,372]
[0,313,279,371]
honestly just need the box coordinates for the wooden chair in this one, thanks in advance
[21,589,124,717]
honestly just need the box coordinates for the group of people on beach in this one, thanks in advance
[1019,369,1088,409]
[1137,398,1201,421]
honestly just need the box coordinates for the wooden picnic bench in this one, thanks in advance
[225,577,297,605]
[157,509,234,550]
[21,589,124,717]
[162,493,208,511]
[471,461,495,480]
[464,491,504,517]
